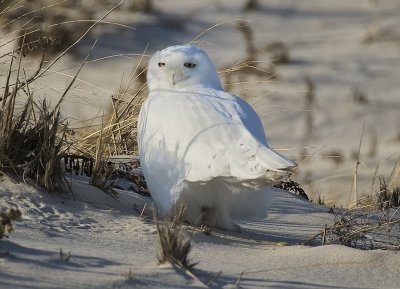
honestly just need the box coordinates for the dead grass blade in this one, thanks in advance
[0,41,67,192]
[305,206,400,250]
[0,207,22,240]
[349,122,365,206]
[155,205,197,271]
[34,0,126,80]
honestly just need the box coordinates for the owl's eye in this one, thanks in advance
[184,62,196,68]
[158,62,165,67]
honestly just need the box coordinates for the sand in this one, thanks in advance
[1,175,400,288]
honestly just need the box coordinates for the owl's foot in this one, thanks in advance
[185,207,241,232]
[199,224,212,235]
[203,207,241,233]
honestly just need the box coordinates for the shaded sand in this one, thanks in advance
[1,176,400,289]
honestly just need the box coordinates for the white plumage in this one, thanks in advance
[138,45,296,231]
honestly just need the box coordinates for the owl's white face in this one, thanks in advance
[147,45,223,91]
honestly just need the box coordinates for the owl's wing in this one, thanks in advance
[233,95,268,146]
[183,90,297,184]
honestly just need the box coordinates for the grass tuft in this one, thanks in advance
[306,160,400,250]
[0,207,21,240]
[1,1,124,194]
[0,50,67,192]
[155,205,197,271]
[375,177,400,211]
[305,207,400,250]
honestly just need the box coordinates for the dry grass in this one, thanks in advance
[355,153,399,212]
[265,41,290,65]
[86,88,145,156]
[0,49,67,192]
[217,20,279,97]
[3,0,142,179]
[0,1,126,192]
[1,17,146,195]
[306,207,400,250]
[375,176,400,211]
[299,77,316,163]
[155,205,197,271]
[306,162,400,250]
[243,0,261,12]
[71,55,148,159]
[59,248,71,262]
[128,0,154,13]
[71,60,148,191]
[0,1,130,57]
[87,126,119,199]
[0,207,21,240]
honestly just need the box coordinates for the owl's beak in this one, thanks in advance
[171,70,187,86]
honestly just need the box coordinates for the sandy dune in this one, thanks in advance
[2,176,400,288]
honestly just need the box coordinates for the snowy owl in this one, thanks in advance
[138,45,296,231]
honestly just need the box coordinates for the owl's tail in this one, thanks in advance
[229,139,297,185]
[258,146,297,181]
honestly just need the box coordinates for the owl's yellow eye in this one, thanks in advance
[184,62,196,68]
[158,62,165,67]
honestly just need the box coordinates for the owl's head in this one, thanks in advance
[147,45,223,91]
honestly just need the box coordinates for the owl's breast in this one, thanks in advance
[139,90,234,153]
